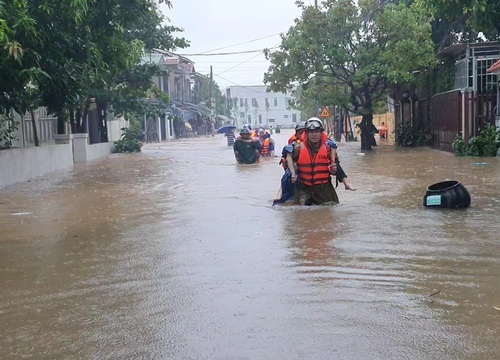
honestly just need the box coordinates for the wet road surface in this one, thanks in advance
[1,130,500,359]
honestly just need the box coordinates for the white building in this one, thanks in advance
[226,86,301,129]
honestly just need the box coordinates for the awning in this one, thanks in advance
[487,59,500,74]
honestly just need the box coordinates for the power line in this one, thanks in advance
[213,74,263,93]
[197,33,281,54]
[215,43,279,76]
[179,47,277,57]
[216,52,265,76]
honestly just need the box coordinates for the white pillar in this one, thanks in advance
[157,116,162,142]
[72,133,89,162]
[165,117,171,141]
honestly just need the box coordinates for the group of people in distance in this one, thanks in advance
[230,117,355,206]
[232,125,276,164]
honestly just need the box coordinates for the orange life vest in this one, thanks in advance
[288,134,298,145]
[296,141,331,186]
[261,138,271,156]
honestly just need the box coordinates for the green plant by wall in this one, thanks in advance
[113,127,142,153]
[395,124,431,147]
[0,113,18,149]
[452,124,500,156]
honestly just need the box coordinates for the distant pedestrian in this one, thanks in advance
[225,129,235,146]
[379,122,387,140]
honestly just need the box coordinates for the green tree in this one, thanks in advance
[195,74,230,117]
[416,0,500,49]
[1,0,187,148]
[265,0,435,150]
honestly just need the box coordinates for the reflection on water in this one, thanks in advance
[1,133,499,359]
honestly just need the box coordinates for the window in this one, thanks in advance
[247,115,252,122]
[240,112,245,118]
[265,98,270,108]
[258,115,262,124]
[292,114,297,123]
[252,98,258,107]
[244,98,248,107]
[274,98,278,107]
[239,98,243,107]
[284,114,289,119]
[269,118,275,123]
[476,58,498,92]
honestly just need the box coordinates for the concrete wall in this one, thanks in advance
[87,143,114,161]
[0,144,73,187]
[107,116,128,143]
[73,133,114,162]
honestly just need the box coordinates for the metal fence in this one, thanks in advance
[429,90,497,152]
[22,108,57,145]
[430,91,462,152]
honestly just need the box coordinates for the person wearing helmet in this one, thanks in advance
[233,127,262,164]
[257,128,275,157]
[284,117,354,205]
[288,121,307,145]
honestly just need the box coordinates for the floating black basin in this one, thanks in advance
[423,180,471,209]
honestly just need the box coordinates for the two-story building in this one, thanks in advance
[226,86,301,129]
[142,49,213,141]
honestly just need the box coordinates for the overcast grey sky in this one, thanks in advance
[161,0,311,90]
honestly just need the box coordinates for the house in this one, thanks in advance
[226,86,301,129]
[395,41,499,152]
[143,50,213,141]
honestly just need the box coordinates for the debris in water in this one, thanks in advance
[429,289,441,297]
[493,306,500,311]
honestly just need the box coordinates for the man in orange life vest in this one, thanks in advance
[286,118,350,205]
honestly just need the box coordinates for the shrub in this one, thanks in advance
[452,124,500,157]
[0,113,18,149]
[395,124,431,147]
[113,127,142,153]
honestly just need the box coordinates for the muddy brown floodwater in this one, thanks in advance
[1,130,500,359]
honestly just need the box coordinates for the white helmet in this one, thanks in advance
[305,117,324,131]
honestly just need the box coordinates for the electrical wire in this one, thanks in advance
[179,47,278,57]
[214,43,278,76]
[216,52,265,76]
[196,33,281,54]
[213,74,263,93]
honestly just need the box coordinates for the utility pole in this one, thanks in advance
[314,0,318,9]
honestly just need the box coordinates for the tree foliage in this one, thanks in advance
[196,75,229,117]
[265,0,435,150]
[0,0,187,147]
[416,0,500,50]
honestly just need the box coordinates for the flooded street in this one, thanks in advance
[1,130,500,359]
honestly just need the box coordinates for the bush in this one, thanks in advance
[395,124,431,147]
[113,127,142,153]
[452,124,500,156]
[0,113,18,149]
